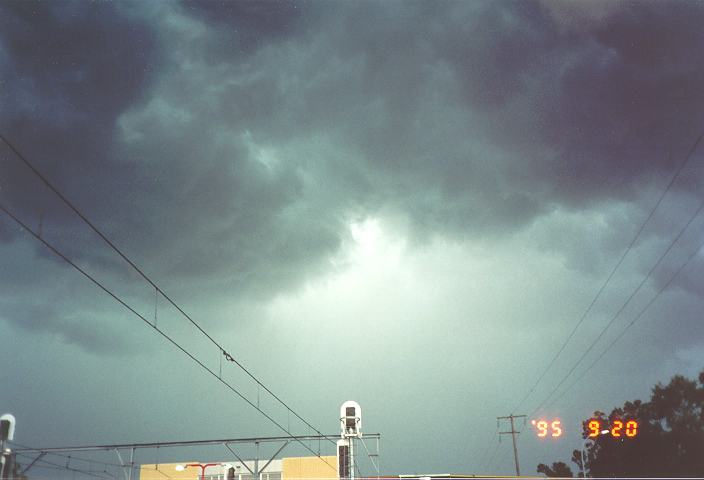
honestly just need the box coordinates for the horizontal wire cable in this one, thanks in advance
[8,440,172,475]
[0,132,335,447]
[15,464,113,479]
[0,202,336,471]
[8,441,124,469]
[13,452,114,479]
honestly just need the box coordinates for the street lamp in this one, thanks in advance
[580,430,609,479]
[176,462,222,480]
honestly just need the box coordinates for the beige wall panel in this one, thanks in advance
[282,456,337,480]
[139,462,209,480]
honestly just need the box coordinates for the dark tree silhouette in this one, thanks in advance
[537,461,573,477]
[537,370,704,477]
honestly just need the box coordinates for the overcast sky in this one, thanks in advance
[2,0,704,478]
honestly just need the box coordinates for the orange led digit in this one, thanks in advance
[611,420,623,437]
[551,420,562,437]
[537,420,548,437]
[588,420,600,438]
[625,420,638,437]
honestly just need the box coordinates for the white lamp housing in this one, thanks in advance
[340,401,361,438]
[0,414,15,442]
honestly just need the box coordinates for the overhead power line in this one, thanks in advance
[479,438,500,473]
[530,196,704,417]
[511,128,704,415]
[14,452,115,479]
[474,432,496,473]
[486,438,505,474]
[9,439,183,480]
[0,132,335,448]
[11,434,378,454]
[544,238,704,411]
[9,441,124,469]
[0,202,336,471]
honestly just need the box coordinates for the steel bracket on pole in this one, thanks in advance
[223,443,255,475]
[114,448,130,480]
[259,441,289,474]
[19,451,46,475]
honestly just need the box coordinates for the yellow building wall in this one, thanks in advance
[139,462,205,480]
[282,456,337,480]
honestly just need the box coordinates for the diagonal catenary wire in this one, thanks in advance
[0,131,336,447]
[0,202,337,471]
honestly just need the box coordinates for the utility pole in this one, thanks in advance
[497,414,526,477]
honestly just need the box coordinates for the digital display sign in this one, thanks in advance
[587,419,638,438]
[531,419,562,437]
[530,418,639,438]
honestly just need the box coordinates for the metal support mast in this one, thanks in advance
[349,438,355,480]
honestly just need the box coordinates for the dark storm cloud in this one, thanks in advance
[1,300,137,355]
[0,0,161,351]
[0,236,152,355]
[311,0,704,217]
[181,0,310,53]
[528,1,704,205]
[2,4,703,476]
[0,0,157,241]
[162,0,704,236]
[0,2,153,103]
[2,0,704,354]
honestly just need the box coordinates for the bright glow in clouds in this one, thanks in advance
[349,218,383,259]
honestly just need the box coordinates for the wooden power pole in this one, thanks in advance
[497,414,526,476]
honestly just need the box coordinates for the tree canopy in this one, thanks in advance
[537,461,573,478]
[537,370,704,477]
